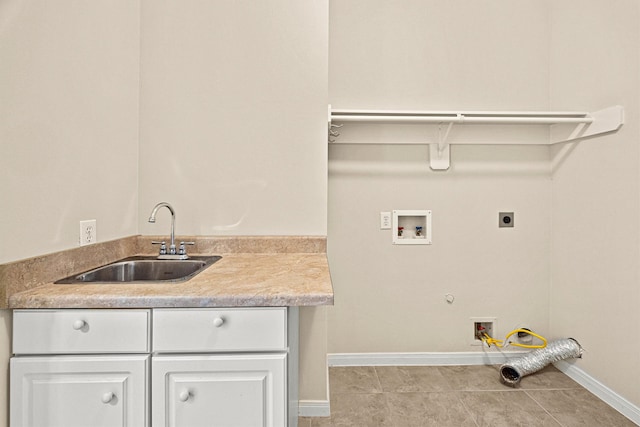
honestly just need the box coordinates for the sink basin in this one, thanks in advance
[55,256,222,284]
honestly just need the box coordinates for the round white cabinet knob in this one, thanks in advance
[179,390,190,402]
[101,392,115,404]
[213,317,225,327]
[72,320,86,330]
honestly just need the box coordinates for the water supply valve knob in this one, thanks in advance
[152,241,167,255]
[179,241,195,256]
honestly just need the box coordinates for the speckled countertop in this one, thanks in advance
[3,236,333,309]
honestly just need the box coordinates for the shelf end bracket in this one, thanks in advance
[552,105,624,143]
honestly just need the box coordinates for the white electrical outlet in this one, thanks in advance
[79,220,97,246]
[380,212,391,229]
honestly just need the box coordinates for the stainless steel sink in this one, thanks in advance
[55,256,222,284]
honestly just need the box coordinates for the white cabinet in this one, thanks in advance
[10,355,149,427]
[11,307,298,427]
[10,309,151,427]
[152,307,295,427]
[152,354,286,427]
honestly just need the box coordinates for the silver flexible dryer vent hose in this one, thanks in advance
[500,338,583,387]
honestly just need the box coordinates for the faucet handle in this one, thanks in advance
[152,241,167,255]
[178,241,195,256]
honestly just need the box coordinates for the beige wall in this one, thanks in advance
[1,1,140,424]
[549,0,640,407]
[298,306,329,400]
[138,0,328,237]
[327,0,552,354]
[0,0,140,265]
[138,0,329,402]
[329,0,549,111]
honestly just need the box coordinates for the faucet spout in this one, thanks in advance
[148,202,176,254]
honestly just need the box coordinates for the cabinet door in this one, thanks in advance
[10,355,148,427]
[152,354,286,427]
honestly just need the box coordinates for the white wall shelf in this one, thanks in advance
[327,105,624,170]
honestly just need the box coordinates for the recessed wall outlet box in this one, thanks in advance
[471,317,496,346]
[79,220,97,246]
[380,212,392,229]
[392,210,432,245]
[499,212,514,228]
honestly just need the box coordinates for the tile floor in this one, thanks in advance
[298,365,637,427]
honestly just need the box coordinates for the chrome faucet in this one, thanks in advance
[148,202,194,260]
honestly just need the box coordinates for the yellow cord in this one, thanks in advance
[481,332,504,348]
[505,328,547,349]
[480,328,547,349]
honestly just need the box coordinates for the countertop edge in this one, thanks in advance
[9,294,335,309]
[3,236,333,310]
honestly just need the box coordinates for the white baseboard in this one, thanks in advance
[554,360,640,426]
[298,400,330,417]
[327,352,640,425]
[328,351,526,367]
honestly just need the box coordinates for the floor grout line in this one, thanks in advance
[372,367,397,427]
[456,390,482,427]
[524,389,566,427]
[371,365,384,393]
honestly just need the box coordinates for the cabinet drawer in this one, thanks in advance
[13,309,150,354]
[153,308,287,352]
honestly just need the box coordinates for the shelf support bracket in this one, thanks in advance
[551,105,624,143]
[430,121,454,170]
